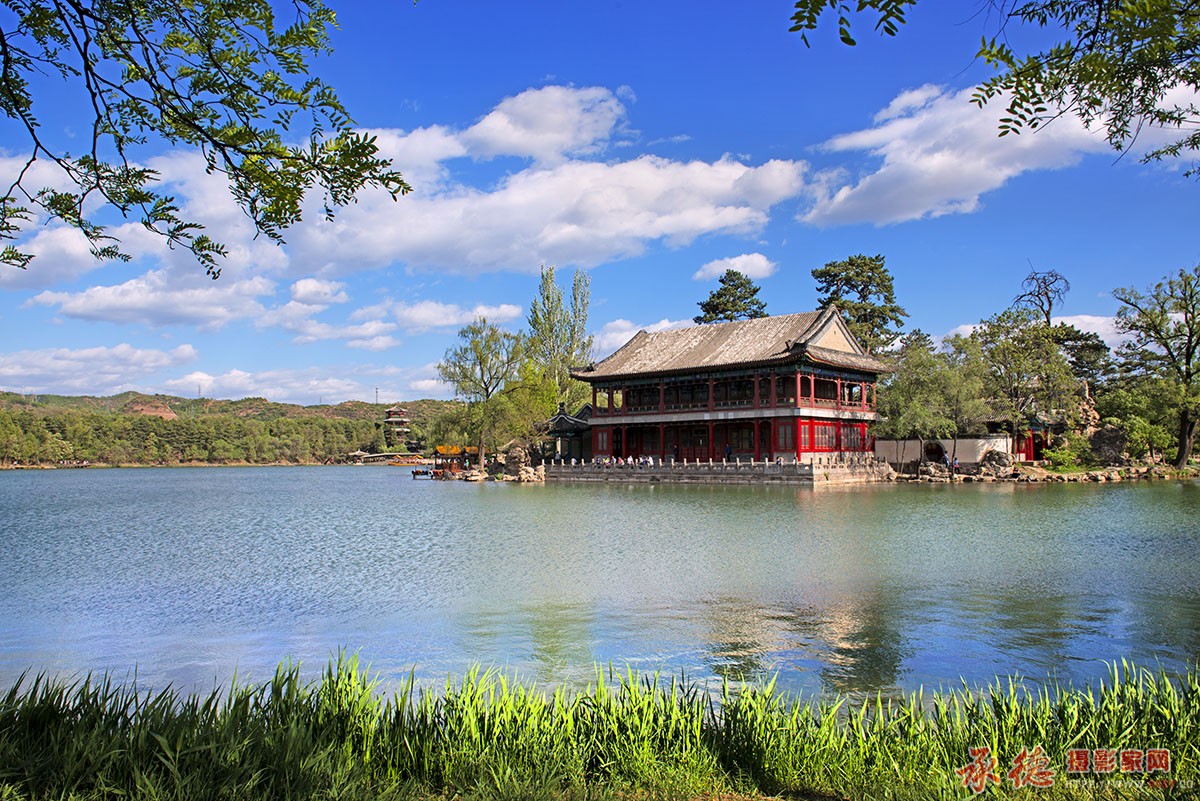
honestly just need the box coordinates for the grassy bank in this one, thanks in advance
[1,658,1196,800]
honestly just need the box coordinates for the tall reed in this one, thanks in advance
[0,656,1195,800]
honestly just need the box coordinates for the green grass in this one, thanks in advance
[0,657,1196,800]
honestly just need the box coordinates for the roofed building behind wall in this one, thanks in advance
[569,308,890,463]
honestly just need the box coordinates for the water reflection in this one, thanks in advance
[0,468,1197,697]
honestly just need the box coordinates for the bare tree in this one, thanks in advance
[1013,268,1070,326]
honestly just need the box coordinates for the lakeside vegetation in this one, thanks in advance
[0,392,453,467]
[0,657,1195,800]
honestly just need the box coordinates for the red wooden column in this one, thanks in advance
[795,418,803,462]
[795,369,802,408]
[769,372,777,406]
[658,424,666,460]
[836,378,843,409]
[592,386,597,413]
[707,421,715,460]
[707,377,715,411]
[752,372,760,408]
[658,380,665,413]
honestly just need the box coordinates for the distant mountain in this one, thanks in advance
[0,391,458,466]
[0,390,451,427]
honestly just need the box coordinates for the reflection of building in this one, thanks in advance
[570,309,889,461]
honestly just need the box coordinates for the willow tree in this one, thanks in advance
[437,318,525,462]
[0,0,409,277]
[526,265,594,414]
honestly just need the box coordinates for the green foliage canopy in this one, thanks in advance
[0,0,410,276]
[972,307,1077,431]
[437,318,525,459]
[526,265,594,414]
[693,269,767,324]
[811,253,907,353]
[0,405,382,465]
[873,330,955,468]
[1113,265,1200,467]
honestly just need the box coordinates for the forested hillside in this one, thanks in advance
[0,392,453,466]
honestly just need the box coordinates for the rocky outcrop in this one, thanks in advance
[1088,425,1127,465]
[503,445,530,477]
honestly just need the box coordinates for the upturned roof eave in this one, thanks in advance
[801,344,894,374]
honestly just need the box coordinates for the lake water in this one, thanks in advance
[1,466,1197,698]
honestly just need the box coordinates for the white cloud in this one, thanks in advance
[804,85,1111,226]
[408,377,453,395]
[390,300,523,332]
[144,151,291,277]
[290,278,348,306]
[0,226,101,290]
[365,125,467,189]
[294,154,808,276]
[28,271,274,329]
[934,323,979,348]
[0,343,197,395]
[595,317,691,356]
[0,150,287,289]
[163,368,365,406]
[160,362,451,405]
[347,335,401,352]
[6,86,811,294]
[1053,314,1129,349]
[693,253,777,281]
[938,314,1128,350]
[460,85,627,163]
[286,318,399,346]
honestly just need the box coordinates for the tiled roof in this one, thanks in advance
[804,345,892,374]
[572,310,890,380]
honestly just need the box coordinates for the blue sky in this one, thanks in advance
[2,1,1198,404]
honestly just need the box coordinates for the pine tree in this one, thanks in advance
[812,254,907,353]
[694,270,768,324]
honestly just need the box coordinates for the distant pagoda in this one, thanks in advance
[384,405,411,449]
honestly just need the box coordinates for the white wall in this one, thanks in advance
[874,435,1012,465]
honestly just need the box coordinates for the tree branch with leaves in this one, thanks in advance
[0,0,410,277]
[790,0,1200,177]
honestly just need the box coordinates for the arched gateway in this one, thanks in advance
[570,308,891,463]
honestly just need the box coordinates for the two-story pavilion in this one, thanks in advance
[569,309,890,462]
